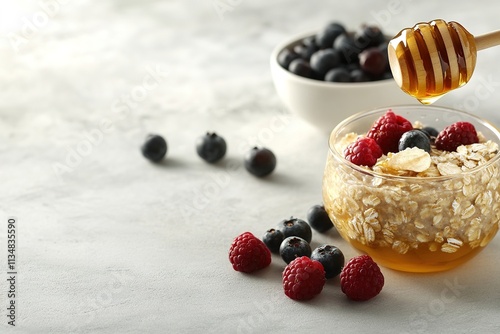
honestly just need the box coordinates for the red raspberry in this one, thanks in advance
[229,232,271,273]
[435,121,479,152]
[366,110,413,154]
[282,256,325,300]
[340,255,384,301]
[344,137,383,167]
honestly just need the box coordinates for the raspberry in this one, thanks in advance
[340,255,384,301]
[229,232,271,273]
[435,121,479,152]
[282,256,325,300]
[344,137,383,167]
[366,110,413,154]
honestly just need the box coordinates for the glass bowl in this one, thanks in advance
[322,105,500,272]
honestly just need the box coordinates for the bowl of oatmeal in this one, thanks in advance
[322,105,500,272]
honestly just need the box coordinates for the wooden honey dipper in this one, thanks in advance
[387,19,500,104]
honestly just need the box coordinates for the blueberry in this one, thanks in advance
[141,134,167,162]
[262,228,284,253]
[354,25,386,50]
[302,35,317,48]
[277,49,300,69]
[293,43,318,61]
[324,67,351,82]
[279,236,312,264]
[333,33,361,64]
[244,147,277,177]
[359,47,387,76]
[307,205,334,233]
[310,245,345,279]
[277,217,312,243]
[350,68,370,82]
[315,22,346,49]
[196,132,227,163]
[421,126,439,139]
[288,58,314,79]
[398,129,431,152]
[310,49,341,77]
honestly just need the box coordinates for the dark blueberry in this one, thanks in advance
[350,68,370,82]
[354,25,386,50]
[244,147,277,177]
[196,132,226,163]
[333,33,361,64]
[306,205,334,233]
[277,49,300,69]
[310,245,345,279]
[288,58,314,79]
[141,134,167,162]
[315,22,346,49]
[293,43,318,61]
[302,35,317,47]
[324,67,351,82]
[279,236,312,264]
[421,126,439,139]
[359,47,387,76]
[262,228,284,253]
[310,49,341,78]
[381,70,393,80]
[398,129,431,152]
[277,217,312,243]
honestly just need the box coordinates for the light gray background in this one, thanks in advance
[1,0,499,333]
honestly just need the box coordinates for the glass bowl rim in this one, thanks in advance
[328,105,500,182]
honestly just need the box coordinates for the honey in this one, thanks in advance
[388,19,477,104]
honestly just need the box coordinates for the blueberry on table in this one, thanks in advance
[311,245,345,279]
[324,67,351,82]
[141,134,167,162]
[262,228,284,253]
[398,129,432,153]
[277,217,312,243]
[196,132,227,163]
[279,236,312,264]
[244,147,276,177]
[310,49,341,77]
[306,205,334,233]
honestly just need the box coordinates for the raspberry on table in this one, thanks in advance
[229,232,271,273]
[344,137,383,167]
[282,256,326,300]
[366,110,413,154]
[340,254,384,301]
[435,121,479,152]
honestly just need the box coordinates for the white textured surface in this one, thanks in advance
[1,1,500,333]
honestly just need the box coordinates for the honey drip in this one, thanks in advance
[388,19,477,104]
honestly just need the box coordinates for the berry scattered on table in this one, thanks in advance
[244,147,277,177]
[340,254,384,301]
[229,232,271,273]
[398,129,431,153]
[141,134,167,162]
[435,121,479,152]
[306,205,334,233]
[277,217,312,243]
[366,110,413,154]
[196,132,227,163]
[311,245,345,279]
[282,256,326,300]
[279,236,312,264]
[344,137,383,167]
[262,228,284,254]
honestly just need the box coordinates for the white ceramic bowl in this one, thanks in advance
[270,31,418,134]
